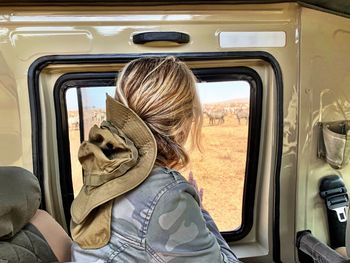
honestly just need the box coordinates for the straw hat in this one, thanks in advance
[71,95,157,248]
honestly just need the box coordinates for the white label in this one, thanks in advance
[219,31,286,48]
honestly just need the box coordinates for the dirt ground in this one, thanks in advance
[69,113,248,232]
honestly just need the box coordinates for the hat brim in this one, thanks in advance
[71,95,157,224]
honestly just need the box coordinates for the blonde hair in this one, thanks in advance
[115,56,202,169]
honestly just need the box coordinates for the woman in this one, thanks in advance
[70,56,240,262]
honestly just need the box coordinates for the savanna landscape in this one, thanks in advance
[68,101,249,231]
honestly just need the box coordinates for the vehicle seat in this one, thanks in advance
[0,166,71,263]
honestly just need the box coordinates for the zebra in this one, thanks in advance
[204,110,225,125]
[234,109,249,125]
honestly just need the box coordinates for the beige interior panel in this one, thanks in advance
[4,2,350,262]
[297,7,350,247]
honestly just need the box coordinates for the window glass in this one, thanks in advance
[65,79,250,232]
[183,80,249,231]
[80,87,115,139]
[66,88,81,195]
[66,87,115,195]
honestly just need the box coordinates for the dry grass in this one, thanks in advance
[181,114,247,231]
[69,113,248,232]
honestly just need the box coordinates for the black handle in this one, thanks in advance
[133,32,190,45]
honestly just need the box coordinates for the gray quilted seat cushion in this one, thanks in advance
[0,223,57,263]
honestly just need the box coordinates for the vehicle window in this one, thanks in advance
[61,68,261,237]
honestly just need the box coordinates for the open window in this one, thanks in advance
[54,65,262,241]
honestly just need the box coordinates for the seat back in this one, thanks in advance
[0,223,57,263]
[0,166,41,239]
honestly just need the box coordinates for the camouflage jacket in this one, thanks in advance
[71,167,240,263]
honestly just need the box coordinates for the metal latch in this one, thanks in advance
[320,175,349,222]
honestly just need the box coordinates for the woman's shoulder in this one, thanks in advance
[136,166,187,194]
[149,166,187,182]
[144,172,206,252]
[112,166,200,222]
[117,167,186,203]
[144,167,202,220]
[112,167,191,215]
[152,166,197,193]
[110,167,198,238]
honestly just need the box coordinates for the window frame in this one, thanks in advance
[54,66,262,241]
[28,52,283,256]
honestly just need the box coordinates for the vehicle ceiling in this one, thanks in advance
[0,0,348,19]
